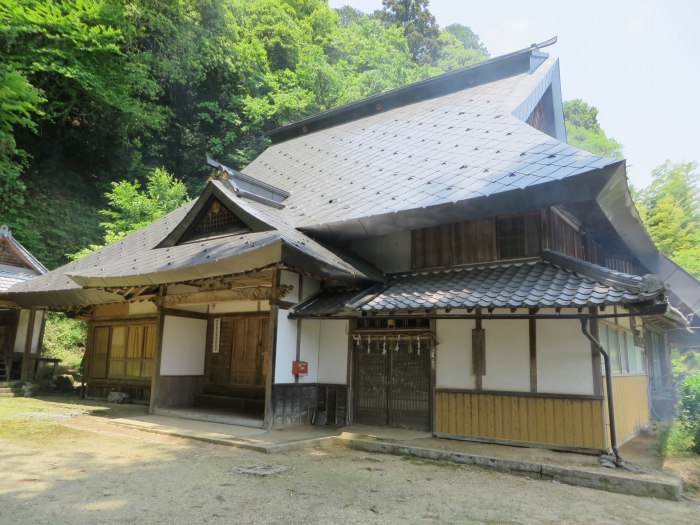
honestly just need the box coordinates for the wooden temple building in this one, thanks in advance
[0,225,48,381]
[8,41,700,456]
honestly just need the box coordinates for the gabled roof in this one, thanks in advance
[242,53,620,238]
[0,225,46,295]
[291,251,666,317]
[8,182,381,308]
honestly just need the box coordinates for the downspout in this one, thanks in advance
[580,317,623,466]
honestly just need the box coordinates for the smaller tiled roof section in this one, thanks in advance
[292,252,665,316]
[0,266,39,293]
[0,225,47,274]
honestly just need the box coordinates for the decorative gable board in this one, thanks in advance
[0,240,26,268]
[179,197,251,243]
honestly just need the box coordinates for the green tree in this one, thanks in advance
[634,161,700,277]
[378,0,441,63]
[71,167,189,258]
[444,23,488,55]
[563,99,623,158]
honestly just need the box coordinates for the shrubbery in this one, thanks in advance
[41,312,87,374]
[678,374,700,454]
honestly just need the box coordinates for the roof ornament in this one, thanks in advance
[531,36,557,50]
[0,225,11,238]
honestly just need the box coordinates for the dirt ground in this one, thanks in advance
[1,397,699,525]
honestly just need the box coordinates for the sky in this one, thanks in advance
[327,0,700,188]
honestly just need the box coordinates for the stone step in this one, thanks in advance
[0,392,16,397]
[0,387,13,394]
[194,393,264,415]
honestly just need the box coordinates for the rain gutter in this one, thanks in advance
[580,317,623,466]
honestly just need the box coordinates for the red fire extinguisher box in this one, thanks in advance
[292,360,308,375]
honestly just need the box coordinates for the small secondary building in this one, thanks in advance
[0,225,48,381]
[9,42,700,455]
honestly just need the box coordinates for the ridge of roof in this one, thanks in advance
[266,41,556,144]
[0,224,48,274]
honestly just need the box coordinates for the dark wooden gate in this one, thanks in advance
[353,337,431,431]
[205,315,269,387]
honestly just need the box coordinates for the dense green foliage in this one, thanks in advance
[563,99,623,158]
[0,0,488,269]
[41,312,87,372]
[678,375,700,454]
[70,167,189,259]
[633,161,700,278]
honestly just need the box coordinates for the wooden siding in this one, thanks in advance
[606,375,650,445]
[546,209,585,259]
[155,375,204,409]
[434,390,605,450]
[271,384,347,428]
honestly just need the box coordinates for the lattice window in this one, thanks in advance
[496,214,541,259]
[181,198,250,242]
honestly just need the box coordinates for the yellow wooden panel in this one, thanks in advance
[471,394,480,435]
[544,398,555,444]
[535,398,546,443]
[478,395,488,437]
[434,392,605,450]
[494,396,503,439]
[553,399,565,444]
[501,396,511,438]
[486,395,496,437]
[518,397,528,442]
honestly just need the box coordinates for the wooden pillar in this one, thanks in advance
[529,310,537,393]
[589,307,603,396]
[149,287,166,414]
[20,309,37,381]
[473,312,484,390]
[263,268,281,430]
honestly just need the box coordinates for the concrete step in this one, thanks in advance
[0,387,13,394]
[0,392,16,397]
[194,393,264,415]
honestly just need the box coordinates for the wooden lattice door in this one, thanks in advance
[354,336,432,431]
[206,315,269,387]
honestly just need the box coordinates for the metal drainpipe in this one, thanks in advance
[580,317,623,466]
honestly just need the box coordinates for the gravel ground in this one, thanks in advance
[0,400,699,525]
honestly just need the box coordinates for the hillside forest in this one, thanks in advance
[1,0,698,279]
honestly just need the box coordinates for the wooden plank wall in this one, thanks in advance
[155,375,204,409]
[547,209,585,260]
[412,219,497,269]
[434,390,605,450]
[272,384,347,428]
[606,375,650,446]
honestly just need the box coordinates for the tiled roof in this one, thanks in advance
[244,57,619,232]
[0,267,38,293]
[292,255,664,316]
[9,182,381,307]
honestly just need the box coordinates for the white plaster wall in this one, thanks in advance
[160,316,207,375]
[13,309,29,353]
[482,320,530,391]
[537,318,594,395]
[301,275,321,301]
[436,319,476,389]
[298,319,320,384]
[350,231,411,273]
[128,301,157,315]
[279,270,300,303]
[317,320,349,384]
[274,309,297,384]
[30,310,44,354]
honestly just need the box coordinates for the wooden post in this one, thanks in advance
[263,268,280,430]
[149,287,166,414]
[529,310,537,393]
[20,309,37,381]
[589,307,603,396]
[473,312,484,390]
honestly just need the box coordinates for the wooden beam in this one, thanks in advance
[20,309,36,381]
[164,285,292,307]
[149,286,167,414]
[529,309,537,393]
[589,307,603,396]
[264,269,280,430]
